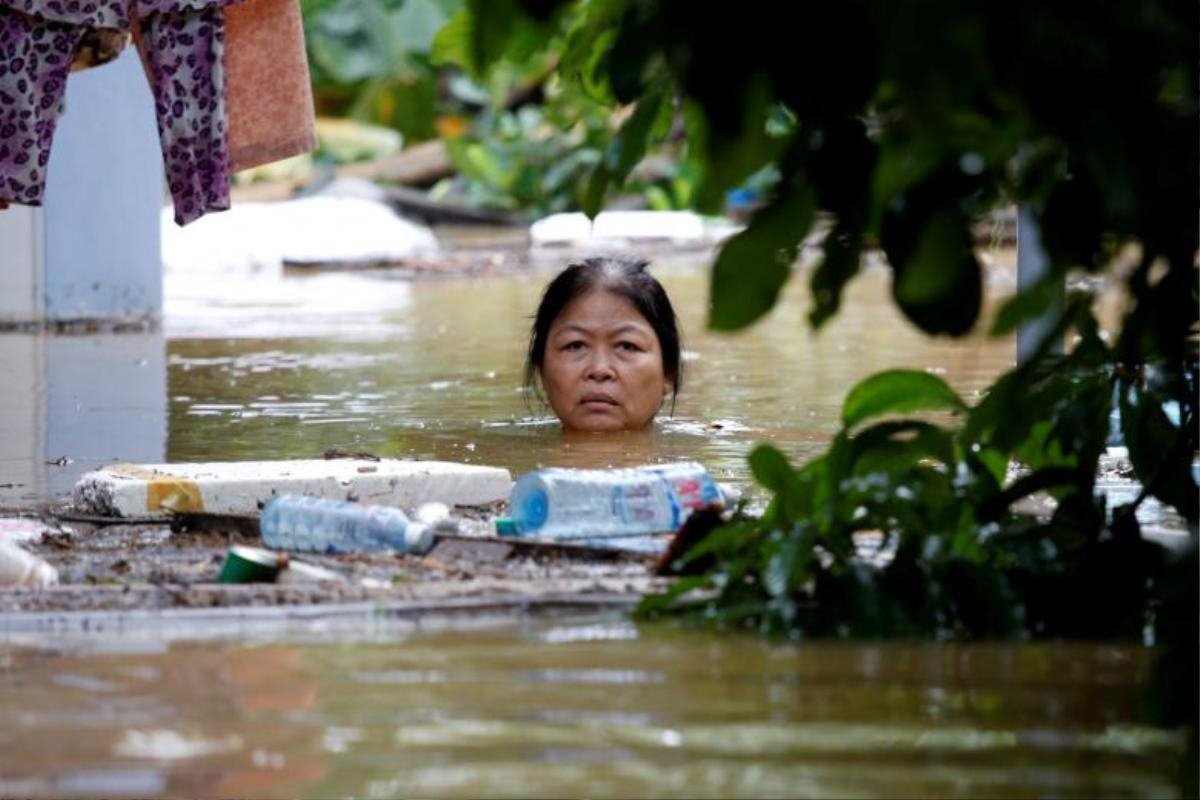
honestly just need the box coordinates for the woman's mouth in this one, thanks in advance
[580,392,618,407]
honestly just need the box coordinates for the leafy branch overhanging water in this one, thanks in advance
[426,0,1197,788]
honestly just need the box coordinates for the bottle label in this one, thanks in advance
[609,470,720,531]
[664,473,721,512]
[611,477,677,530]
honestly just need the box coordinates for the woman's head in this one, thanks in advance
[525,255,682,432]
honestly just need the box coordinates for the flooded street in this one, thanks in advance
[0,250,1184,797]
[0,618,1181,798]
[2,252,1016,507]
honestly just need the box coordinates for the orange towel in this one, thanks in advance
[223,0,317,172]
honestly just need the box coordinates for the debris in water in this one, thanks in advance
[0,540,60,588]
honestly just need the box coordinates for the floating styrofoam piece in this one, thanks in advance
[530,211,732,246]
[162,196,438,274]
[73,460,512,518]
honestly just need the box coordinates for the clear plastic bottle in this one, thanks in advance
[0,539,58,588]
[506,462,723,552]
[259,495,434,555]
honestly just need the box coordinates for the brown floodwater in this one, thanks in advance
[1,250,1019,504]
[0,617,1182,799]
[0,251,1184,797]
[159,254,1016,490]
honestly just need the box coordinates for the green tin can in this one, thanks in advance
[218,545,286,583]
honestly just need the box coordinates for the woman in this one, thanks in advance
[525,255,682,433]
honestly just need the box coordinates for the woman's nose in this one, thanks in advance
[585,350,616,380]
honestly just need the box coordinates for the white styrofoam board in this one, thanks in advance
[529,211,737,246]
[73,459,512,518]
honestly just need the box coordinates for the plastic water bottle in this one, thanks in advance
[505,462,723,552]
[259,495,434,555]
[0,539,58,588]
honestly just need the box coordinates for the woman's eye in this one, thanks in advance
[617,341,642,352]
[562,341,586,352]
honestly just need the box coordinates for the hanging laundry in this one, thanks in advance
[224,0,316,173]
[0,9,83,207]
[0,0,315,225]
[138,0,234,225]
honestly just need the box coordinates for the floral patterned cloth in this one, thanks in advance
[0,0,238,224]
[0,10,81,206]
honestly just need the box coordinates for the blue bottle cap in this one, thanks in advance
[518,487,548,530]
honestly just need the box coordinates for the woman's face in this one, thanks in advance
[540,289,670,432]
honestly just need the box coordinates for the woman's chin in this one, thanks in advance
[564,417,626,433]
[562,411,658,434]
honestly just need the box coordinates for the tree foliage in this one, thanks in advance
[435,2,1197,785]
[301,0,464,140]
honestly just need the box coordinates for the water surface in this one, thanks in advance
[0,253,1185,797]
[0,256,1020,506]
[0,617,1180,799]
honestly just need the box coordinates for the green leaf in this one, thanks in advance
[848,420,955,474]
[990,275,1065,336]
[605,90,662,181]
[809,221,864,329]
[691,78,785,213]
[978,466,1080,521]
[749,444,799,495]
[765,532,807,599]
[879,167,984,337]
[890,210,983,336]
[457,142,513,187]
[432,1,552,78]
[708,177,816,330]
[581,90,663,218]
[975,448,1009,485]
[581,162,611,219]
[679,520,760,566]
[634,575,712,617]
[600,2,658,103]
[467,0,518,75]
[558,2,624,83]
[842,369,966,427]
[1119,380,1199,521]
[430,7,473,70]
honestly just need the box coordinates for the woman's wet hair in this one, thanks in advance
[524,255,683,413]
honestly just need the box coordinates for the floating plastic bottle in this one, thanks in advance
[259,495,434,555]
[504,462,723,553]
[0,539,58,588]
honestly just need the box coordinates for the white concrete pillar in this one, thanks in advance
[0,47,167,507]
[0,47,163,327]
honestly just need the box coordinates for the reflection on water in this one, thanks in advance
[0,619,1180,798]
[0,333,166,505]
